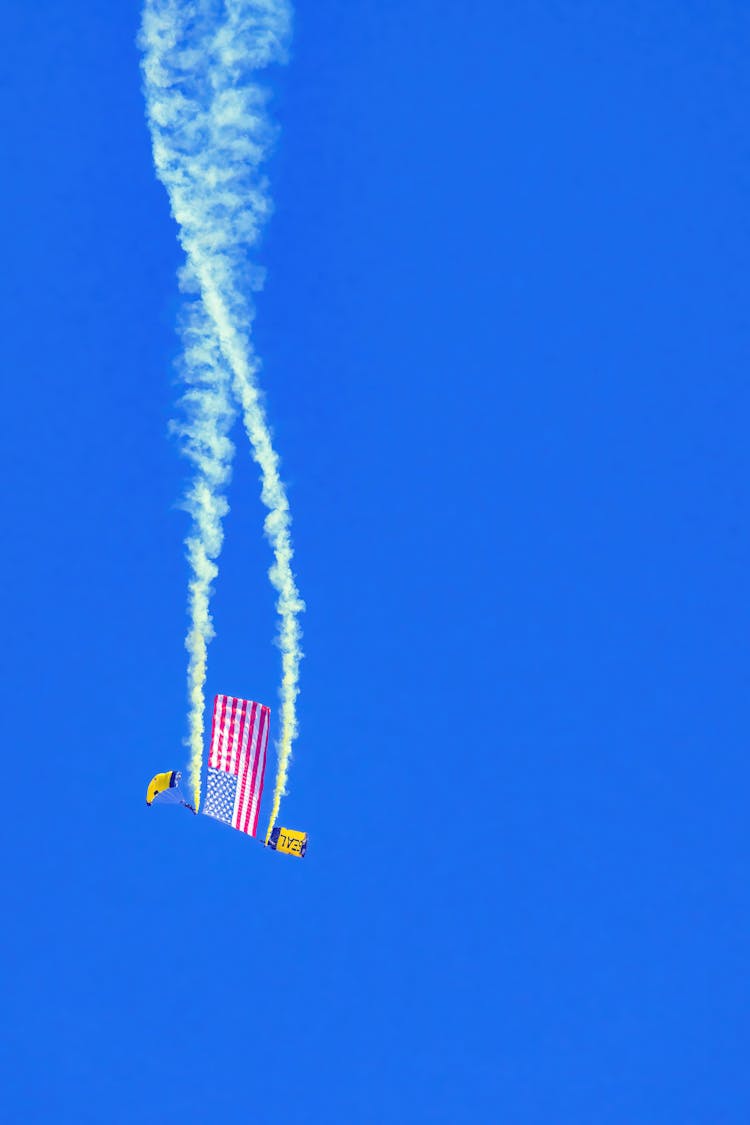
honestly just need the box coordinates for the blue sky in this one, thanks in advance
[2,2,750,1121]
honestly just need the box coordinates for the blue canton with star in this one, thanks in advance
[203,767,237,825]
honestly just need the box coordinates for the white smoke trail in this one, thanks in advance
[173,282,236,810]
[140,0,303,825]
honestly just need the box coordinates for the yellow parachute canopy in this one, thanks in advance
[267,826,308,857]
[146,770,180,806]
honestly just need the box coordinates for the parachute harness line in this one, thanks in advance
[139,0,303,829]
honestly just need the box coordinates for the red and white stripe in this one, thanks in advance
[208,694,270,837]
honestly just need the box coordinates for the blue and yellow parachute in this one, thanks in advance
[146,770,195,812]
[266,826,308,858]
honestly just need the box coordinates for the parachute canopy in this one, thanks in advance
[146,770,180,806]
[202,695,269,838]
[267,826,308,858]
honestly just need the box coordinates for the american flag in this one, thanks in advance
[203,695,270,837]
